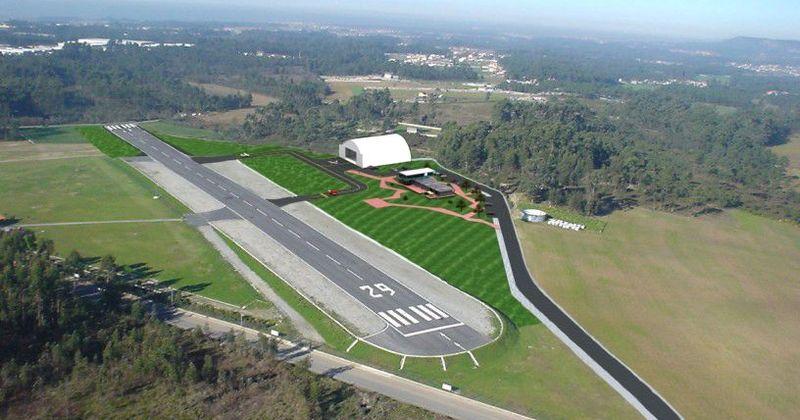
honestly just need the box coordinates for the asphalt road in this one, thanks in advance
[107,124,490,357]
[432,164,681,420]
[160,306,529,420]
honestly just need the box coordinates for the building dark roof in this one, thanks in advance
[414,176,454,194]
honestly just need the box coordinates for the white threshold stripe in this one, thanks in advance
[395,308,419,324]
[386,310,411,326]
[409,305,432,321]
[402,322,464,338]
[417,304,441,320]
[425,304,449,319]
[378,312,402,328]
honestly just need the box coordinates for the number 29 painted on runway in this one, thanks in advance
[359,283,395,298]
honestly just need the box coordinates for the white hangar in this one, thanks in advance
[339,133,411,168]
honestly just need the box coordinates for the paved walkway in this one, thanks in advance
[347,170,497,228]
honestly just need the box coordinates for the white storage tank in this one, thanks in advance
[521,209,548,223]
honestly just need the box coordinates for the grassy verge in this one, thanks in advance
[242,154,348,195]
[140,120,226,140]
[78,126,141,158]
[518,207,800,418]
[16,125,89,143]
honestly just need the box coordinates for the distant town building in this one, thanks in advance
[339,134,411,168]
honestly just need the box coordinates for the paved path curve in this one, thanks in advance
[428,160,682,420]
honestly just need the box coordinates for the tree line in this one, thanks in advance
[0,229,440,418]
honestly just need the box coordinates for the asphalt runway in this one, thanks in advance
[107,124,491,357]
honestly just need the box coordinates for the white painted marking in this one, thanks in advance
[326,254,341,265]
[306,241,320,251]
[271,218,284,227]
[378,312,402,328]
[386,310,411,326]
[219,185,227,191]
[347,268,363,280]
[256,208,267,216]
[409,305,432,321]
[402,322,464,337]
[207,179,216,185]
[172,158,181,164]
[231,193,240,199]
[395,308,419,324]
[417,304,441,320]
[243,200,253,207]
[161,152,168,157]
[425,303,449,319]
[346,339,359,352]
[288,229,301,239]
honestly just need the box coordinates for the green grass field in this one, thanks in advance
[0,155,262,308]
[315,178,534,326]
[140,120,226,140]
[16,125,89,143]
[0,157,185,223]
[518,207,800,419]
[40,222,262,306]
[243,155,348,196]
[78,126,141,158]
[147,131,283,157]
[772,133,800,189]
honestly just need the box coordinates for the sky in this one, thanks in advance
[3,0,800,40]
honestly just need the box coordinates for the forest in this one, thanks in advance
[432,99,799,221]
[0,229,437,418]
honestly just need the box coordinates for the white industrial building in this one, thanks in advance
[520,209,548,223]
[339,133,411,168]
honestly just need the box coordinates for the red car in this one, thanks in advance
[327,189,340,196]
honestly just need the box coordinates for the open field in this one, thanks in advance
[0,141,102,162]
[39,222,262,306]
[517,207,800,419]
[140,121,226,140]
[78,125,142,158]
[15,125,89,143]
[189,81,278,106]
[243,155,348,195]
[772,133,800,189]
[0,156,185,223]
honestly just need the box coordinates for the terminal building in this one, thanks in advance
[397,168,454,198]
[339,134,411,168]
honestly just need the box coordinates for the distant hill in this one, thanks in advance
[713,36,800,64]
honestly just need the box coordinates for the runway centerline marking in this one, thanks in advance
[243,200,253,207]
[271,218,284,227]
[346,268,363,280]
[288,229,301,239]
[306,241,320,251]
[326,254,341,265]
[256,208,267,216]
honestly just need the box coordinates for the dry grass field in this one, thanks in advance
[517,207,800,419]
